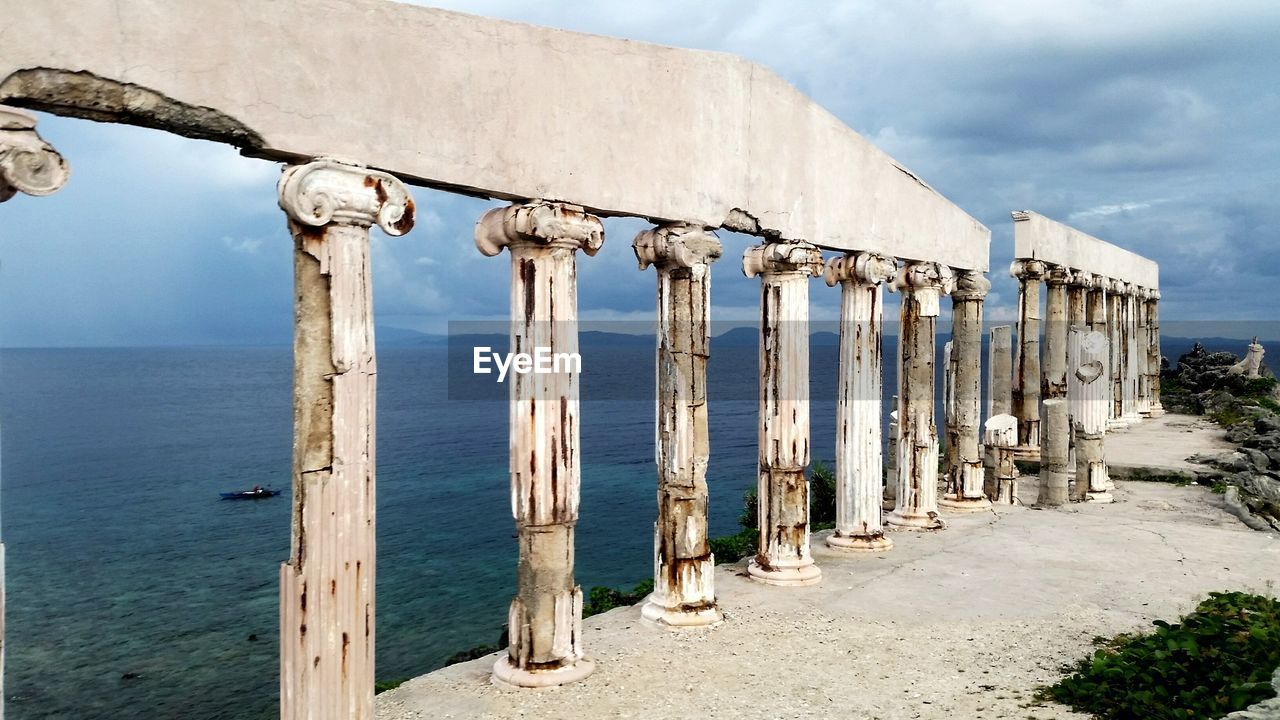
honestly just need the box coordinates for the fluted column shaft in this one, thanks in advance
[825,253,896,551]
[278,159,415,720]
[1,106,71,720]
[743,241,824,585]
[1012,260,1047,448]
[887,261,954,529]
[1123,290,1141,421]
[1148,291,1164,415]
[634,225,723,626]
[1108,281,1127,425]
[476,201,603,687]
[988,326,1013,418]
[941,270,992,511]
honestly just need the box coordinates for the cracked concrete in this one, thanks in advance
[379,476,1276,719]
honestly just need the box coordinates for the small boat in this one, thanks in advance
[220,487,282,500]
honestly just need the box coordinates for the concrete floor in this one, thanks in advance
[379,414,1277,720]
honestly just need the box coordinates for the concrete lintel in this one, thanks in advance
[1012,210,1157,289]
[0,0,989,269]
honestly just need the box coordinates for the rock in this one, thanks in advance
[121,672,142,681]
[1264,450,1280,468]
[1241,448,1271,471]
[1223,487,1273,532]
[1240,474,1280,503]
[1255,415,1280,435]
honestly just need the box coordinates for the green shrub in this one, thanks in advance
[375,678,408,694]
[582,578,654,618]
[709,527,758,564]
[809,460,837,526]
[1042,591,1280,719]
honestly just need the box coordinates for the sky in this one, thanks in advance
[2,0,1278,347]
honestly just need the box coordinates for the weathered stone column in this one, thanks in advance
[1123,288,1142,423]
[941,270,992,512]
[887,261,954,529]
[0,106,70,720]
[476,201,603,686]
[984,415,1020,504]
[633,224,723,626]
[743,241,824,585]
[988,326,1013,419]
[885,397,899,507]
[277,159,414,720]
[1066,270,1088,330]
[1136,288,1153,416]
[1148,290,1164,416]
[1069,328,1111,503]
[824,252,897,551]
[1043,265,1071,404]
[1011,259,1047,448]
[1037,399,1070,506]
[1107,280,1129,428]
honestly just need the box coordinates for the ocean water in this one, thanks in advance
[3,333,1205,719]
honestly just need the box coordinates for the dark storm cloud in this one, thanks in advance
[3,1,1279,345]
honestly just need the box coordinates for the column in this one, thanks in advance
[1011,259,1047,448]
[1123,288,1141,422]
[988,326,1013,418]
[824,252,897,552]
[941,269,992,512]
[743,241,824,585]
[1069,328,1112,503]
[1037,398,1070,506]
[633,224,723,626]
[475,201,603,687]
[1,106,71,720]
[1148,290,1164,415]
[1107,280,1128,427]
[277,159,415,719]
[887,261,954,529]
[1066,271,1088,330]
[1136,288,1153,416]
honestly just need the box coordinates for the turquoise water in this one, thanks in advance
[0,344,843,719]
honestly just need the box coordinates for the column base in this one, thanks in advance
[639,598,723,628]
[1086,491,1114,504]
[885,510,947,530]
[938,496,993,513]
[746,557,822,586]
[1148,404,1166,417]
[492,655,595,689]
[826,532,894,552]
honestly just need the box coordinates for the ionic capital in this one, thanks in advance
[278,158,414,235]
[950,269,991,301]
[1009,258,1047,282]
[633,223,722,271]
[1148,289,1162,302]
[0,107,70,202]
[742,240,823,279]
[1073,271,1100,289]
[475,201,604,257]
[823,251,896,288]
[889,261,955,296]
[1110,279,1130,296]
[1045,264,1072,287]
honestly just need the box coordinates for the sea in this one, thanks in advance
[0,332,1210,719]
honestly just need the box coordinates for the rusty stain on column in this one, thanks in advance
[743,241,824,585]
[940,269,992,512]
[887,261,953,529]
[278,159,415,720]
[476,201,602,687]
[633,224,724,627]
[824,252,897,551]
[1011,260,1046,449]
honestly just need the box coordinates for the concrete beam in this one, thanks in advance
[0,0,989,268]
[1012,211,1157,289]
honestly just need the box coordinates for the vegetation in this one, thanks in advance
[1042,591,1280,719]
[582,578,655,618]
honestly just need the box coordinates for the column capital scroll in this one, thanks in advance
[475,200,604,257]
[0,107,70,201]
[742,240,823,279]
[1009,258,1047,281]
[823,251,896,288]
[950,269,991,300]
[1045,264,1072,286]
[278,158,415,235]
[633,223,722,270]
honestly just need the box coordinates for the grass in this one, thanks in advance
[1042,591,1280,719]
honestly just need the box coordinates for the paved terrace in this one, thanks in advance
[379,414,1278,720]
